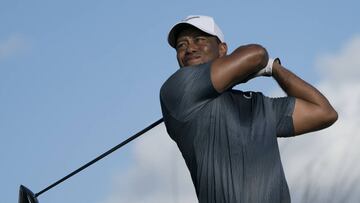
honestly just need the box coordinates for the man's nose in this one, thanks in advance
[186,41,198,53]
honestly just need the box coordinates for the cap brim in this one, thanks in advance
[167,22,222,49]
[168,23,196,48]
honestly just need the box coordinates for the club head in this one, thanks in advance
[19,185,39,203]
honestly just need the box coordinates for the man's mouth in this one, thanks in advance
[184,55,202,65]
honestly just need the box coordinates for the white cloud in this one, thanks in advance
[315,35,360,84]
[0,34,28,60]
[279,35,360,203]
[100,35,360,203]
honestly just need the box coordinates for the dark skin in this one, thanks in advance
[175,26,338,136]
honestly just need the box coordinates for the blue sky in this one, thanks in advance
[1,1,360,202]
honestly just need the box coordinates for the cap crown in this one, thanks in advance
[168,15,225,48]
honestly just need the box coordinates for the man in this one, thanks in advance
[160,15,337,203]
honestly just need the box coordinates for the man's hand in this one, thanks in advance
[240,58,280,83]
[254,58,278,76]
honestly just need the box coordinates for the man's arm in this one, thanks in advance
[211,44,268,93]
[272,61,338,135]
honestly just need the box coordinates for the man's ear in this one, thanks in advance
[219,42,228,57]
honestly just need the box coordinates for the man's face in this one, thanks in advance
[175,27,226,68]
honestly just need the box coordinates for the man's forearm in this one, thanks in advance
[272,62,327,106]
[211,44,268,92]
[272,61,338,135]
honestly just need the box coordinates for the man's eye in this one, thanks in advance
[195,37,207,42]
[176,43,186,49]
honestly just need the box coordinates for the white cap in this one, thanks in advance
[167,15,225,48]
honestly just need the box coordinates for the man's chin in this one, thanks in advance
[184,59,206,67]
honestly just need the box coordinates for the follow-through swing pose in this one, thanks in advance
[160,15,338,203]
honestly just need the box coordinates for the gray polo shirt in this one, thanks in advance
[160,62,295,203]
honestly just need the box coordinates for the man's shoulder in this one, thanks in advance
[160,62,212,96]
[160,62,218,122]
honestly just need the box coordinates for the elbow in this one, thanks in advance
[320,107,338,128]
[241,44,268,68]
[327,108,338,126]
[249,44,269,68]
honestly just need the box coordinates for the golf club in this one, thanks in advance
[19,118,164,203]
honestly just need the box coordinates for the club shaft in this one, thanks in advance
[35,118,164,197]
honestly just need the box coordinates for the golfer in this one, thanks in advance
[160,15,337,203]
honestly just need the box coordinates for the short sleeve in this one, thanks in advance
[160,62,219,122]
[271,96,296,137]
